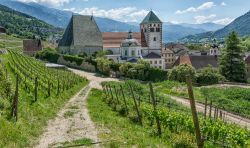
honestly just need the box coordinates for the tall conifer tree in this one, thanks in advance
[219,31,246,82]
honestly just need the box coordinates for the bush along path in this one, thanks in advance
[35,85,99,148]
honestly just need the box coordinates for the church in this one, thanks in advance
[104,11,165,70]
[58,11,166,69]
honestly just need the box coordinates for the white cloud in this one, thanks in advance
[221,2,227,6]
[194,14,216,24]
[176,2,216,14]
[66,7,149,22]
[213,18,234,25]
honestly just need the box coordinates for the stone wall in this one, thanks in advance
[57,56,96,72]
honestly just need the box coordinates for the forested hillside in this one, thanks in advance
[0,4,62,40]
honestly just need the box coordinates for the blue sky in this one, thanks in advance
[17,0,250,25]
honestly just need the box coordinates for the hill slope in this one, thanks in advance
[0,4,61,39]
[180,11,250,42]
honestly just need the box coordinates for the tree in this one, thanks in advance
[196,65,225,85]
[219,31,247,82]
[168,64,195,82]
[96,57,112,76]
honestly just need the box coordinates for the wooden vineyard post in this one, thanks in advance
[108,85,116,110]
[186,75,204,148]
[149,82,162,136]
[48,80,51,97]
[113,85,120,104]
[57,78,60,96]
[204,97,207,118]
[11,74,19,122]
[209,101,212,119]
[102,85,108,99]
[120,85,128,115]
[34,77,38,102]
[128,83,142,125]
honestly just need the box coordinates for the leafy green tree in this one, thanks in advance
[168,64,195,82]
[219,31,247,82]
[196,65,225,85]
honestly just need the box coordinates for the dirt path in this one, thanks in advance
[169,96,250,130]
[35,69,118,148]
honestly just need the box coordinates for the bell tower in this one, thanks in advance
[140,11,162,54]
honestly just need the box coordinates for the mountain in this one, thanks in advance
[162,23,206,42]
[0,0,210,42]
[0,0,72,28]
[179,23,224,31]
[0,4,61,39]
[180,11,250,42]
[0,0,138,31]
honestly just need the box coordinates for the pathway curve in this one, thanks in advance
[35,69,118,148]
[169,95,250,130]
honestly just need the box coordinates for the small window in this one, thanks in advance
[154,24,156,27]
[159,66,162,69]
[150,24,152,27]
[156,28,160,32]
[125,50,128,56]
[144,28,147,32]
[153,37,156,41]
[150,61,152,64]
[150,28,155,32]
[132,50,135,56]
[155,60,157,64]
[159,60,162,64]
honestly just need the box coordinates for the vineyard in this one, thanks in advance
[155,81,250,118]
[101,80,250,147]
[0,50,88,147]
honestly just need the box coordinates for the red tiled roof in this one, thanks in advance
[0,26,6,33]
[174,55,218,69]
[102,32,147,48]
[23,39,42,52]
[245,55,250,64]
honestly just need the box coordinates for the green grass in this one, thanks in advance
[87,89,197,148]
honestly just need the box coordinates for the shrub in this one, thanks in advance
[35,48,60,63]
[62,55,84,66]
[119,62,133,77]
[147,68,168,82]
[168,64,195,82]
[196,66,225,85]
[96,57,112,76]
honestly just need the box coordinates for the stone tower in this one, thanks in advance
[140,11,162,54]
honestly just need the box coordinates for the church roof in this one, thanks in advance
[143,52,161,59]
[102,32,147,48]
[141,11,162,24]
[59,15,103,48]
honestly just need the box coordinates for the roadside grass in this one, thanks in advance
[87,89,174,147]
[0,60,89,148]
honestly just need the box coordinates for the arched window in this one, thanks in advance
[153,37,157,41]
